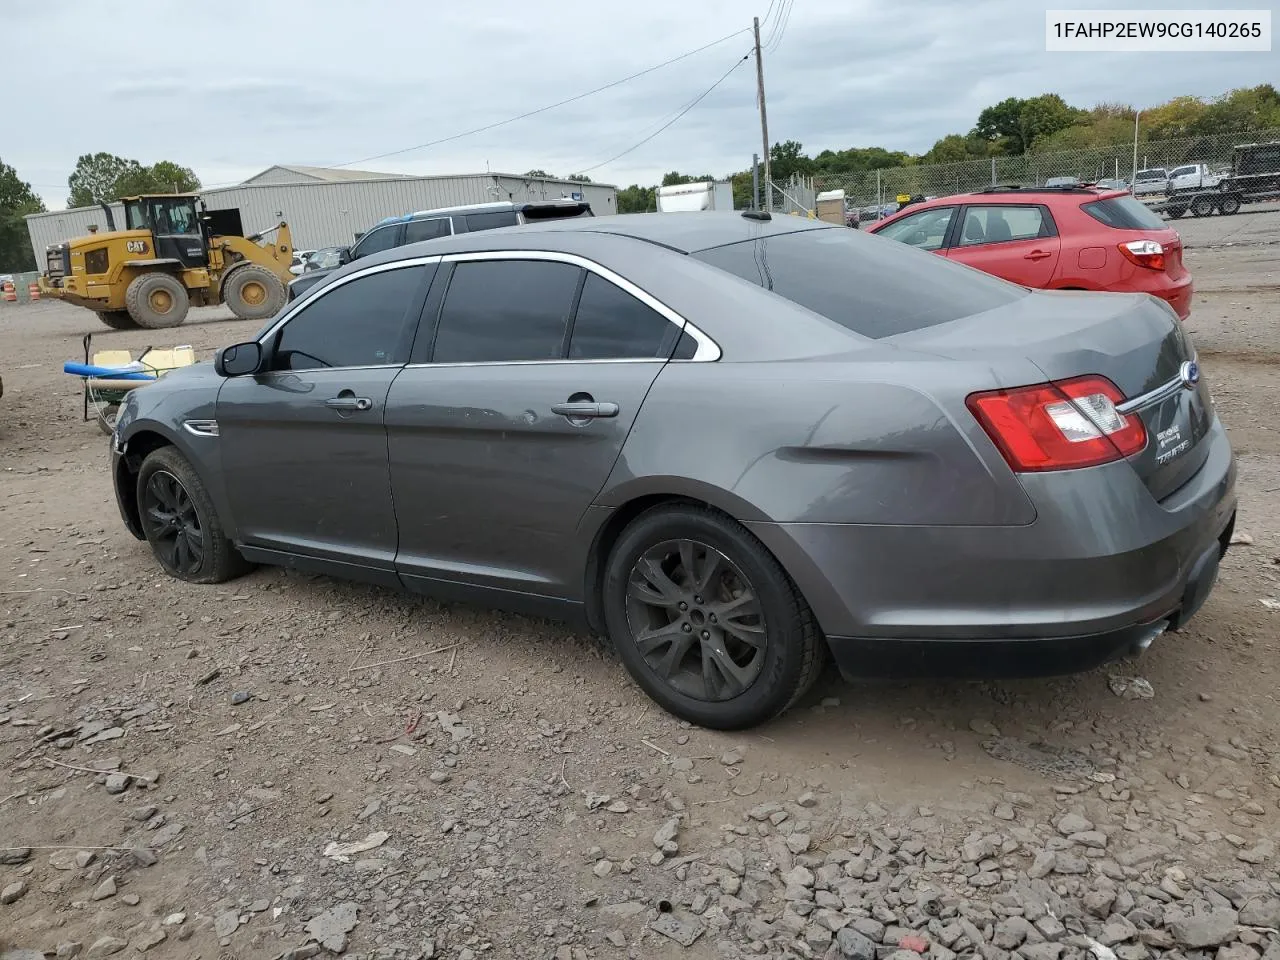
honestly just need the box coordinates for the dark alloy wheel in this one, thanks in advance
[135,446,253,584]
[603,504,823,729]
[626,538,768,702]
[140,469,205,577]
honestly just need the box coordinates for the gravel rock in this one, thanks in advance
[653,816,681,849]
[1237,840,1275,864]
[1216,945,1261,960]
[1169,909,1238,948]
[213,910,240,938]
[91,876,117,901]
[993,917,1036,949]
[1057,813,1094,835]
[1098,915,1138,945]
[836,927,877,960]
[86,940,127,959]
[103,773,131,794]
[0,848,31,865]
[305,902,359,953]
[1238,898,1280,927]
[0,880,27,904]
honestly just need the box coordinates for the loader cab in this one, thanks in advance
[122,195,209,269]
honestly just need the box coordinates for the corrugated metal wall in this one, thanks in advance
[25,175,619,258]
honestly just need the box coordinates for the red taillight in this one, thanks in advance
[967,376,1148,472]
[1118,239,1166,271]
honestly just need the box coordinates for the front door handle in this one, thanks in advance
[551,401,619,420]
[1023,250,1052,261]
[325,396,373,412]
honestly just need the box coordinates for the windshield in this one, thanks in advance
[693,226,1026,340]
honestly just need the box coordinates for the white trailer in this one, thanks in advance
[656,180,735,212]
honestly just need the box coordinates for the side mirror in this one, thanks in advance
[337,247,352,265]
[215,341,263,377]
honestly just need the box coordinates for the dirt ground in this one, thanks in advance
[1,213,1278,960]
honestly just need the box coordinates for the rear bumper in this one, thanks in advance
[747,416,1236,677]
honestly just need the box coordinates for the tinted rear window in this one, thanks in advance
[693,227,1026,339]
[465,210,519,231]
[1082,196,1167,230]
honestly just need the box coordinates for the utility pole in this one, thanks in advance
[1131,110,1140,186]
[753,17,771,211]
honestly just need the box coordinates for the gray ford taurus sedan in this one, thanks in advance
[110,212,1236,729]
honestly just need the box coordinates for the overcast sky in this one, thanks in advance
[6,0,1276,209]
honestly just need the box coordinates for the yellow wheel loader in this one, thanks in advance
[38,195,294,330]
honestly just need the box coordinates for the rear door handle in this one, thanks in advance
[1023,250,1052,261]
[551,401,619,419]
[325,396,372,411]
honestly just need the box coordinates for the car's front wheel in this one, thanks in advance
[136,446,251,584]
[602,504,823,729]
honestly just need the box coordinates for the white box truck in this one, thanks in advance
[656,180,735,212]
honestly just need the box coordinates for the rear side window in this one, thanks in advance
[405,217,451,243]
[568,274,674,360]
[350,223,401,259]
[432,259,581,363]
[465,211,519,231]
[694,227,1026,340]
[1082,196,1167,230]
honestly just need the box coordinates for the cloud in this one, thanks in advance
[6,0,1275,208]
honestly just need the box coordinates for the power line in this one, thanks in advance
[572,52,752,177]
[327,28,752,170]
[766,0,795,53]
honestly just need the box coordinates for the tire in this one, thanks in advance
[136,446,252,584]
[1166,206,1187,219]
[125,273,190,329]
[1190,196,1215,218]
[224,264,286,321]
[1219,194,1241,216]
[96,310,138,331]
[602,504,823,730]
[96,403,120,436]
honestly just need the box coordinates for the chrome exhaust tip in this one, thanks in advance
[1130,622,1168,656]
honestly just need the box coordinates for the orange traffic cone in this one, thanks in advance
[2,281,16,302]
[28,282,40,301]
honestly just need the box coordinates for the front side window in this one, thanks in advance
[568,273,675,360]
[431,260,582,363]
[875,207,955,251]
[272,265,428,371]
[958,205,1050,246]
[350,223,401,260]
[1169,166,1196,178]
[405,217,451,244]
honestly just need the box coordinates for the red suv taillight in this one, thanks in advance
[966,376,1148,472]
[1118,239,1166,271]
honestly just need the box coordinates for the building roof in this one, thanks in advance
[242,164,405,184]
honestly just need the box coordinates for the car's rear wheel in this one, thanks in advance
[136,446,251,584]
[1190,196,1215,218]
[602,504,823,730]
[1218,194,1241,216]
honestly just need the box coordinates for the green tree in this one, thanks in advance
[768,139,812,181]
[0,159,46,271]
[1019,94,1085,149]
[566,173,592,183]
[68,153,202,207]
[974,97,1027,150]
[660,171,714,186]
[68,152,143,207]
[920,134,992,165]
[523,168,554,178]
[616,184,656,213]
[147,160,200,194]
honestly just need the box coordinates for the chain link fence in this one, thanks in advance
[806,128,1280,221]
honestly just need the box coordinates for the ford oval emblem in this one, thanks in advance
[1179,360,1200,389]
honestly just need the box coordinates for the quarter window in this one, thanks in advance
[875,207,955,251]
[272,265,427,371]
[431,260,582,363]
[958,205,1050,245]
[568,274,674,360]
[465,211,519,231]
[350,223,401,260]
[405,218,451,244]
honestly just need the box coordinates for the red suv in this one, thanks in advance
[865,186,1192,319]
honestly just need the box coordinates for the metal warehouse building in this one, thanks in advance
[25,165,619,260]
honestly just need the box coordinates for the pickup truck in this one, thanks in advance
[1156,141,1280,218]
[1132,168,1168,196]
[1167,163,1225,194]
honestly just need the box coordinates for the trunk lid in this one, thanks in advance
[893,289,1213,500]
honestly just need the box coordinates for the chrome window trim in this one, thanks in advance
[1116,355,1200,415]
[432,249,721,363]
[405,358,666,369]
[260,256,443,344]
